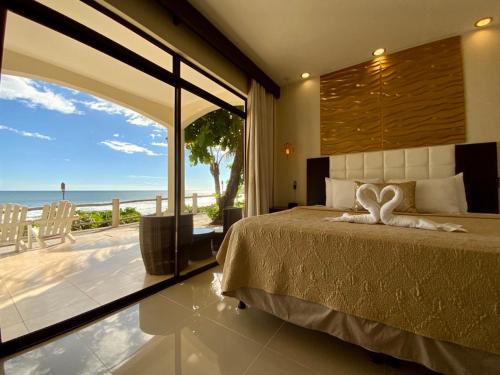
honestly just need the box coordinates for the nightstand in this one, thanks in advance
[269,203,298,213]
[269,206,288,213]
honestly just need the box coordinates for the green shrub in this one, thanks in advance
[72,207,141,230]
[199,201,245,221]
[120,207,142,224]
[200,203,219,221]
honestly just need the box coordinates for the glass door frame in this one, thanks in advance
[0,0,246,355]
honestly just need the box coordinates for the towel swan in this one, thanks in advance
[380,185,467,232]
[326,183,381,224]
[326,183,467,232]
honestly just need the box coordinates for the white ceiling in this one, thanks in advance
[188,0,500,85]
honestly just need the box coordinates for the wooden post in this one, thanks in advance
[112,199,120,227]
[192,193,198,214]
[156,195,162,216]
[27,222,32,249]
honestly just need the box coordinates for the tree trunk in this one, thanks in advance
[213,136,243,224]
[209,161,221,203]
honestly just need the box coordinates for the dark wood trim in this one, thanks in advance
[0,5,6,78]
[79,0,178,57]
[455,142,499,214]
[180,79,246,118]
[180,59,246,102]
[307,157,330,206]
[0,276,176,357]
[173,56,182,279]
[80,0,247,102]
[157,0,280,98]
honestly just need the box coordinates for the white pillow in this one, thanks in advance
[332,179,356,210]
[325,178,381,210]
[388,173,467,214]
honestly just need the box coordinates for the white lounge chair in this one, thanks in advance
[32,200,79,248]
[0,204,29,252]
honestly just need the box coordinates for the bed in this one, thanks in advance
[217,142,500,375]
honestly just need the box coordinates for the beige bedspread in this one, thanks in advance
[217,206,500,355]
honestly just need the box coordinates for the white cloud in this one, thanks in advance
[100,140,161,156]
[151,141,167,147]
[0,75,80,114]
[82,97,162,128]
[128,116,157,127]
[113,133,120,138]
[0,124,54,140]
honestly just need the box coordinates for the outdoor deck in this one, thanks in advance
[0,214,215,342]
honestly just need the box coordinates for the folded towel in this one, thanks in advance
[380,185,467,232]
[325,183,467,233]
[325,183,380,224]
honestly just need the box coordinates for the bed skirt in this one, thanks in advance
[227,287,500,375]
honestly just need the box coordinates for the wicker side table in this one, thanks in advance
[139,214,192,275]
[190,227,215,261]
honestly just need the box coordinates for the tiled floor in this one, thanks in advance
[0,225,171,342]
[1,267,436,374]
[0,218,218,343]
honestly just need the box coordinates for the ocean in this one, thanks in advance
[0,190,217,219]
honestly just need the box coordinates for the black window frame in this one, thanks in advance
[0,0,246,356]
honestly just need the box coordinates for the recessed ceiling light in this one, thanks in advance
[475,17,493,27]
[301,72,310,79]
[372,48,386,57]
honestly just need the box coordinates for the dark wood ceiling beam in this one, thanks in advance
[158,0,280,98]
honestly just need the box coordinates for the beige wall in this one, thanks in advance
[100,0,248,95]
[275,25,500,207]
[463,25,500,146]
[275,79,320,206]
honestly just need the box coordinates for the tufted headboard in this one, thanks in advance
[329,144,455,181]
[307,142,499,213]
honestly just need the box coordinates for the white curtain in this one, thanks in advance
[245,80,275,216]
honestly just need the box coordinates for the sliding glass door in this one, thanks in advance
[179,90,245,276]
[0,7,176,343]
[0,0,245,352]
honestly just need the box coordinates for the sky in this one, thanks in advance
[0,74,229,192]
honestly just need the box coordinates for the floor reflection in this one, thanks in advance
[1,267,434,374]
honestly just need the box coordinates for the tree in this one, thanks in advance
[184,108,243,224]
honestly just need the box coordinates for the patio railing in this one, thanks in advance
[26,193,218,229]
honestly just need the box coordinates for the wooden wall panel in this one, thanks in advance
[320,60,381,155]
[320,36,465,155]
